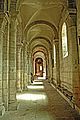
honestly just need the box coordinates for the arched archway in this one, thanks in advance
[35,57,43,77]
[25,20,58,40]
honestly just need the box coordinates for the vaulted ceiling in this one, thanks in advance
[18,0,68,56]
[20,0,67,28]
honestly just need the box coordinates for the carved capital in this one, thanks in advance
[68,8,77,26]
[9,11,19,21]
[53,39,59,45]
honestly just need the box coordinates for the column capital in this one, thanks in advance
[68,8,77,26]
[0,13,8,28]
[17,43,23,47]
[53,39,59,45]
[9,11,19,21]
[49,49,52,54]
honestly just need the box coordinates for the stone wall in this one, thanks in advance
[59,8,77,93]
[76,0,80,72]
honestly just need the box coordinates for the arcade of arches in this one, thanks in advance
[0,0,80,119]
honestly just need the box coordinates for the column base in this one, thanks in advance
[8,101,19,111]
[28,81,31,85]
[51,78,53,83]
[0,104,5,116]
[23,87,28,91]
[56,83,61,89]
[17,88,22,93]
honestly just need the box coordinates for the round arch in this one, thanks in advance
[32,44,49,54]
[33,50,46,57]
[29,36,52,47]
[25,20,58,39]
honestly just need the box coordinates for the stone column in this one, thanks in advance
[0,15,5,116]
[28,52,32,84]
[2,21,9,110]
[25,46,28,88]
[46,55,48,79]
[26,52,29,84]
[48,50,53,82]
[32,56,35,76]
[43,58,46,78]
[20,47,24,91]
[47,53,50,81]
[30,52,33,75]
[55,40,60,87]
[25,48,28,87]
[23,44,27,90]
[25,46,29,85]
[16,44,21,92]
[8,13,18,110]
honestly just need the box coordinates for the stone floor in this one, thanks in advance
[0,80,80,120]
[44,80,80,120]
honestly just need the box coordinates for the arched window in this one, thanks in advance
[54,45,56,64]
[68,0,76,8]
[62,22,68,58]
[0,0,4,12]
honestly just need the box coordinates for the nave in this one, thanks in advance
[0,0,80,118]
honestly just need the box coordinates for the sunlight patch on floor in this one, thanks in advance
[27,86,44,89]
[16,93,46,101]
[33,82,43,85]
[38,77,46,79]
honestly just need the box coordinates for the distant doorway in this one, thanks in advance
[35,58,43,77]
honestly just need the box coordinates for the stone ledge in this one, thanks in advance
[44,80,80,119]
[51,83,74,109]
[58,87,73,101]
[51,83,80,115]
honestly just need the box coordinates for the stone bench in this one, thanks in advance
[63,89,73,101]
[58,86,73,101]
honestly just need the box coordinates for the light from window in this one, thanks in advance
[54,45,56,64]
[62,22,68,58]
[40,66,42,70]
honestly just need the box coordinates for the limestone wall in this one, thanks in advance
[76,0,80,72]
[77,0,80,37]
[60,56,73,92]
[59,9,77,93]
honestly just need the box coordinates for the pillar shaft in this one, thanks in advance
[8,14,18,110]
[2,21,9,110]
[20,48,24,90]
[47,54,50,81]
[16,45,21,92]
[55,41,60,87]
[48,50,53,82]
[23,45,27,90]
[28,52,32,84]
[0,16,5,116]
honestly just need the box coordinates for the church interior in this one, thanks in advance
[0,0,80,120]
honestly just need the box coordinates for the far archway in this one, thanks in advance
[32,53,47,80]
[35,58,43,77]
